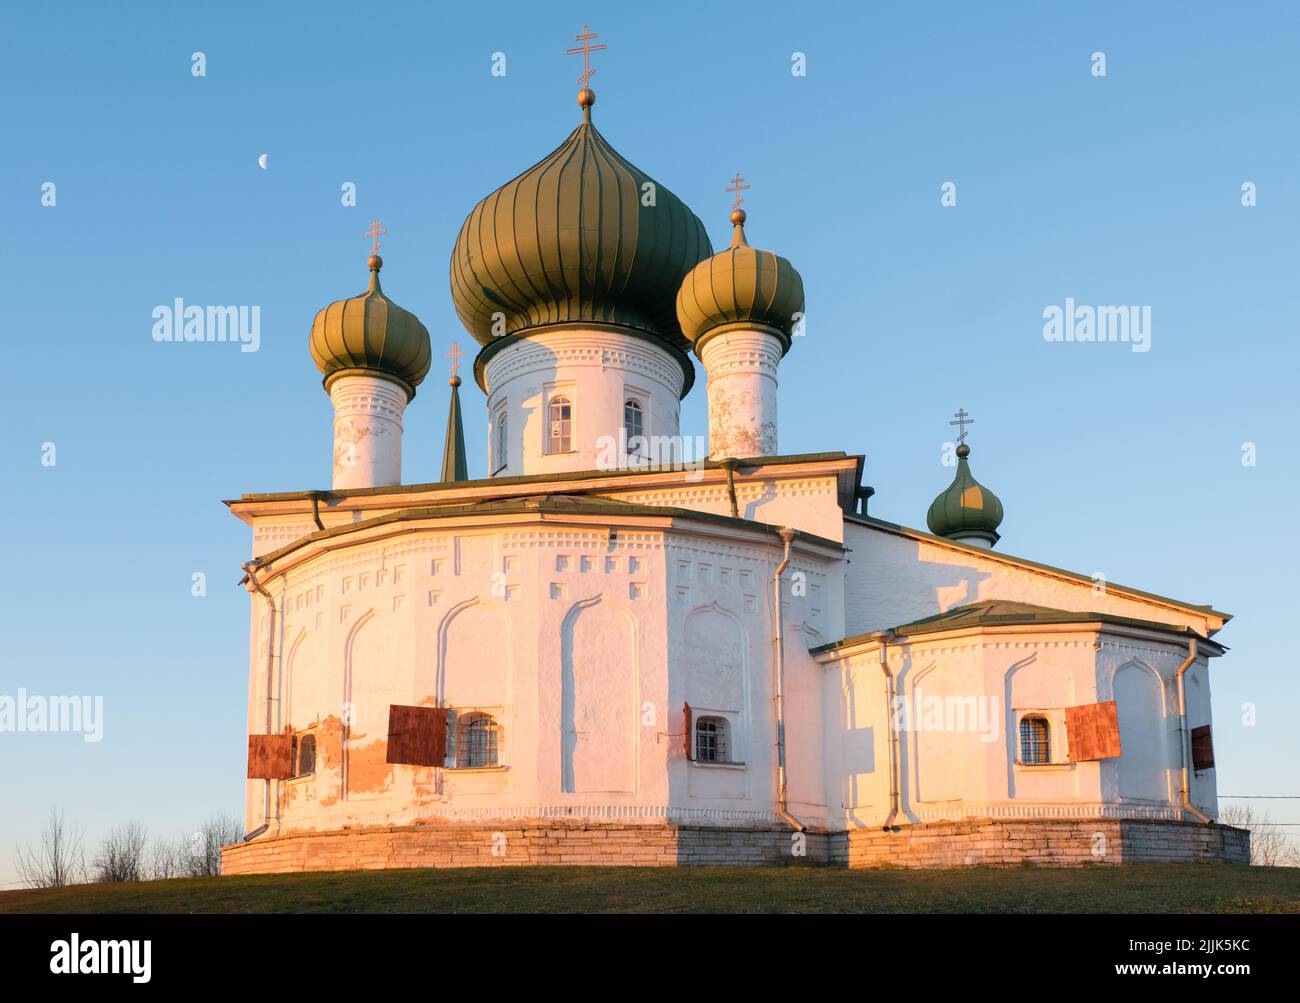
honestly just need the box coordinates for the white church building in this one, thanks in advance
[221,78,1246,874]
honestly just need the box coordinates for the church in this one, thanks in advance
[221,33,1246,874]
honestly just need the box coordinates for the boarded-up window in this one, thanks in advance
[386,705,447,767]
[247,734,293,779]
[683,702,693,761]
[1066,700,1122,761]
[1191,725,1215,772]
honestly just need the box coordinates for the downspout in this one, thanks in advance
[772,527,804,831]
[722,458,740,519]
[308,490,325,532]
[1175,636,1213,825]
[241,559,276,842]
[877,631,901,829]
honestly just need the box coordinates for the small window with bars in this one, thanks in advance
[548,395,572,453]
[1019,716,1051,765]
[695,716,730,764]
[455,712,500,769]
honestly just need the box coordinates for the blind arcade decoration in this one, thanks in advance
[1065,700,1122,762]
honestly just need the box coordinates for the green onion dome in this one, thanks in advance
[449,91,712,351]
[926,444,1005,546]
[310,254,432,400]
[675,208,805,355]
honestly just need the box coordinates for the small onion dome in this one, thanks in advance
[449,90,711,351]
[675,207,805,356]
[926,444,1005,546]
[310,254,432,400]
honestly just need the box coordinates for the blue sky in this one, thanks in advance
[1,1,1297,883]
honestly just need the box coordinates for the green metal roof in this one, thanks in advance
[811,599,1227,655]
[439,378,468,483]
[245,493,842,570]
[676,212,805,352]
[226,451,862,506]
[309,257,431,399]
[449,104,711,351]
[926,448,1004,545]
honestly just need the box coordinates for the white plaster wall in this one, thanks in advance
[819,629,1207,829]
[698,328,783,459]
[481,327,686,478]
[240,516,846,837]
[328,374,407,489]
[843,520,1220,636]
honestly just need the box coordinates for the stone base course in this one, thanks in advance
[221,817,1249,874]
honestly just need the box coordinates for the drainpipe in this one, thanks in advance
[1175,636,1213,825]
[308,490,326,532]
[877,631,901,829]
[722,458,740,519]
[772,527,804,832]
[242,559,277,842]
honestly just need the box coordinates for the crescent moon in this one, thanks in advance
[257,154,268,170]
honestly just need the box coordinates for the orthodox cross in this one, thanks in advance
[446,341,465,380]
[726,173,751,212]
[566,24,607,87]
[949,408,974,445]
[365,220,385,255]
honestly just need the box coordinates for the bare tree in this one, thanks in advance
[1220,805,1300,867]
[13,808,86,888]
[144,836,185,881]
[182,813,244,877]
[91,822,149,883]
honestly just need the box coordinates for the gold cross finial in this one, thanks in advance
[446,341,465,380]
[566,24,607,88]
[365,220,385,255]
[726,173,751,213]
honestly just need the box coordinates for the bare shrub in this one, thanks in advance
[1220,805,1299,867]
[13,808,86,888]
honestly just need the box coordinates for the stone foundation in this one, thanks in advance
[220,818,1248,875]
[834,818,1251,868]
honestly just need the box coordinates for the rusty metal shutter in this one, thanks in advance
[1066,700,1122,761]
[386,705,448,767]
[247,734,294,779]
[684,702,693,761]
[1191,725,1215,772]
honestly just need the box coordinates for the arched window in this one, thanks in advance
[548,396,572,453]
[292,733,316,777]
[624,399,644,454]
[695,716,730,764]
[456,713,500,768]
[494,406,508,472]
[1019,716,1050,765]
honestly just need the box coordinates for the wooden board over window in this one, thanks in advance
[1191,725,1215,772]
[1066,701,1122,761]
[247,734,293,779]
[683,702,693,761]
[386,705,447,767]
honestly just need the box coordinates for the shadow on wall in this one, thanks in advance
[850,532,996,632]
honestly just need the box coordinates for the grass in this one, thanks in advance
[2,863,1297,914]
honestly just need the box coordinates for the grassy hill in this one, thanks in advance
[2,863,1298,913]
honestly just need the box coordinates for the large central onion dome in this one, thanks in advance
[450,92,711,351]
